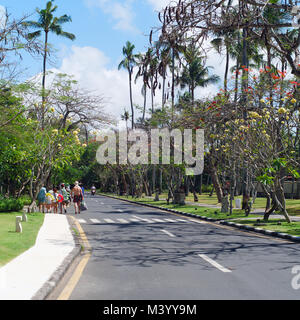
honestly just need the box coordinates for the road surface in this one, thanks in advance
[60,195,300,300]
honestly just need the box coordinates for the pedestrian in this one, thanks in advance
[66,184,72,207]
[37,186,47,213]
[71,181,83,214]
[45,190,54,213]
[79,183,85,196]
[52,187,59,214]
[60,183,69,214]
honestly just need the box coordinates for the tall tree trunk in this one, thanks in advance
[171,48,175,121]
[199,174,203,195]
[41,31,49,130]
[191,82,195,109]
[129,71,134,129]
[151,77,154,114]
[209,157,223,203]
[142,84,147,122]
[162,70,166,109]
[224,41,229,93]
[152,165,156,194]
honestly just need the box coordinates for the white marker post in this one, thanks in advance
[16,216,22,233]
[22,210,28,222]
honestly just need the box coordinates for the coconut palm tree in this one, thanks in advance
[180,45,220,107]
[154,35,184,119]
[24,0,75,128]
[135,52,151,122]
[118,41,139,129]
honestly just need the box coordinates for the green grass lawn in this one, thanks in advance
[232,219,300,236]
[166,192,299,209]
[132,192,300,215]
[0,212,45,267]
[104,194,262,221]
[103,193,300,236]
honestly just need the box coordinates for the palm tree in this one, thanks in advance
[155,35,183,119]
[135,52,150,122]
[180,45,220,107]
[24,0,75,128]
[118,41,139,129]
[121,109,130,133]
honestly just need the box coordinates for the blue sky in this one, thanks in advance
[1,0,224,120]
[2,0,166,72]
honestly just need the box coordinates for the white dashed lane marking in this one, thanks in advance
[161,229,176,238]
[198,254,232,273]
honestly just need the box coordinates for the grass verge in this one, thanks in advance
[103,193,262,221]
[0,212,45,267]
[157,193,300,215]
[232,219,300,236]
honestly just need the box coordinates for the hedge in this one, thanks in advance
[0,198,24,212]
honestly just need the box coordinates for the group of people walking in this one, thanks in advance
[37,181,85,215]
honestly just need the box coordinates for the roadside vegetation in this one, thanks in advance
[0,212,44,266]
[0,0,299,234]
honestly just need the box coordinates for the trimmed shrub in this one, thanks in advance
[0,198,24,212]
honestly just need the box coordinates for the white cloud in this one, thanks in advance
[0,5,7,28]
[57,45,158,121]
[54,45,230,123]
[147,0,173,11]
[85,0,137,32]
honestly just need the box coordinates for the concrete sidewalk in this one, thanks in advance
[0,214,77,300]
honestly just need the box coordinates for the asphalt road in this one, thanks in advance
[67,195,300,300]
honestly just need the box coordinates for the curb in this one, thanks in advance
[100,193,300,244]
[31,215,82,300]
[219,220,300,243]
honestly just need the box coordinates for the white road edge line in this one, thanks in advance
[161,229,176,238]
[198,254,232,273]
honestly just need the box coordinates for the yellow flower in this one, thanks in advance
[278,107,287,114]
[291,98,297,104]
[249,111,261,119]
[260,99,265,103]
